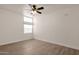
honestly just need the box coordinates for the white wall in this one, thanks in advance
[34,5,79,50]
[0,4,32,45]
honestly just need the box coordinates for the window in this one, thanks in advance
[24,5,33,34]
[24,17,32,33]
[24,17,32,23]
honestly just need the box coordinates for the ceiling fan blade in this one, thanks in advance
[33,5,36,9]
[37,7,44,10]
[36,11,42,14]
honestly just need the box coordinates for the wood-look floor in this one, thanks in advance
[0,39,79,55]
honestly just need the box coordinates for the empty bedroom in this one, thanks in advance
[0,4,79,55]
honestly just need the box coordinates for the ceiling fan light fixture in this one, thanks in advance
[31,10,37,14]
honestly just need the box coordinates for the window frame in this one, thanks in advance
[24,16,33,34]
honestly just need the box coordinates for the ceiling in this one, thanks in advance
[36,4,79,15]
[0,4,79,15]
[0,4,26,16]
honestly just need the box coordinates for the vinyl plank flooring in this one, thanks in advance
[0,39,79,55]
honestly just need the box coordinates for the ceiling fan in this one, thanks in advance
[29,4,44,14]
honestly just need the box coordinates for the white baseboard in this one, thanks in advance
[0,38,32,46]
[35,37,79,50]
